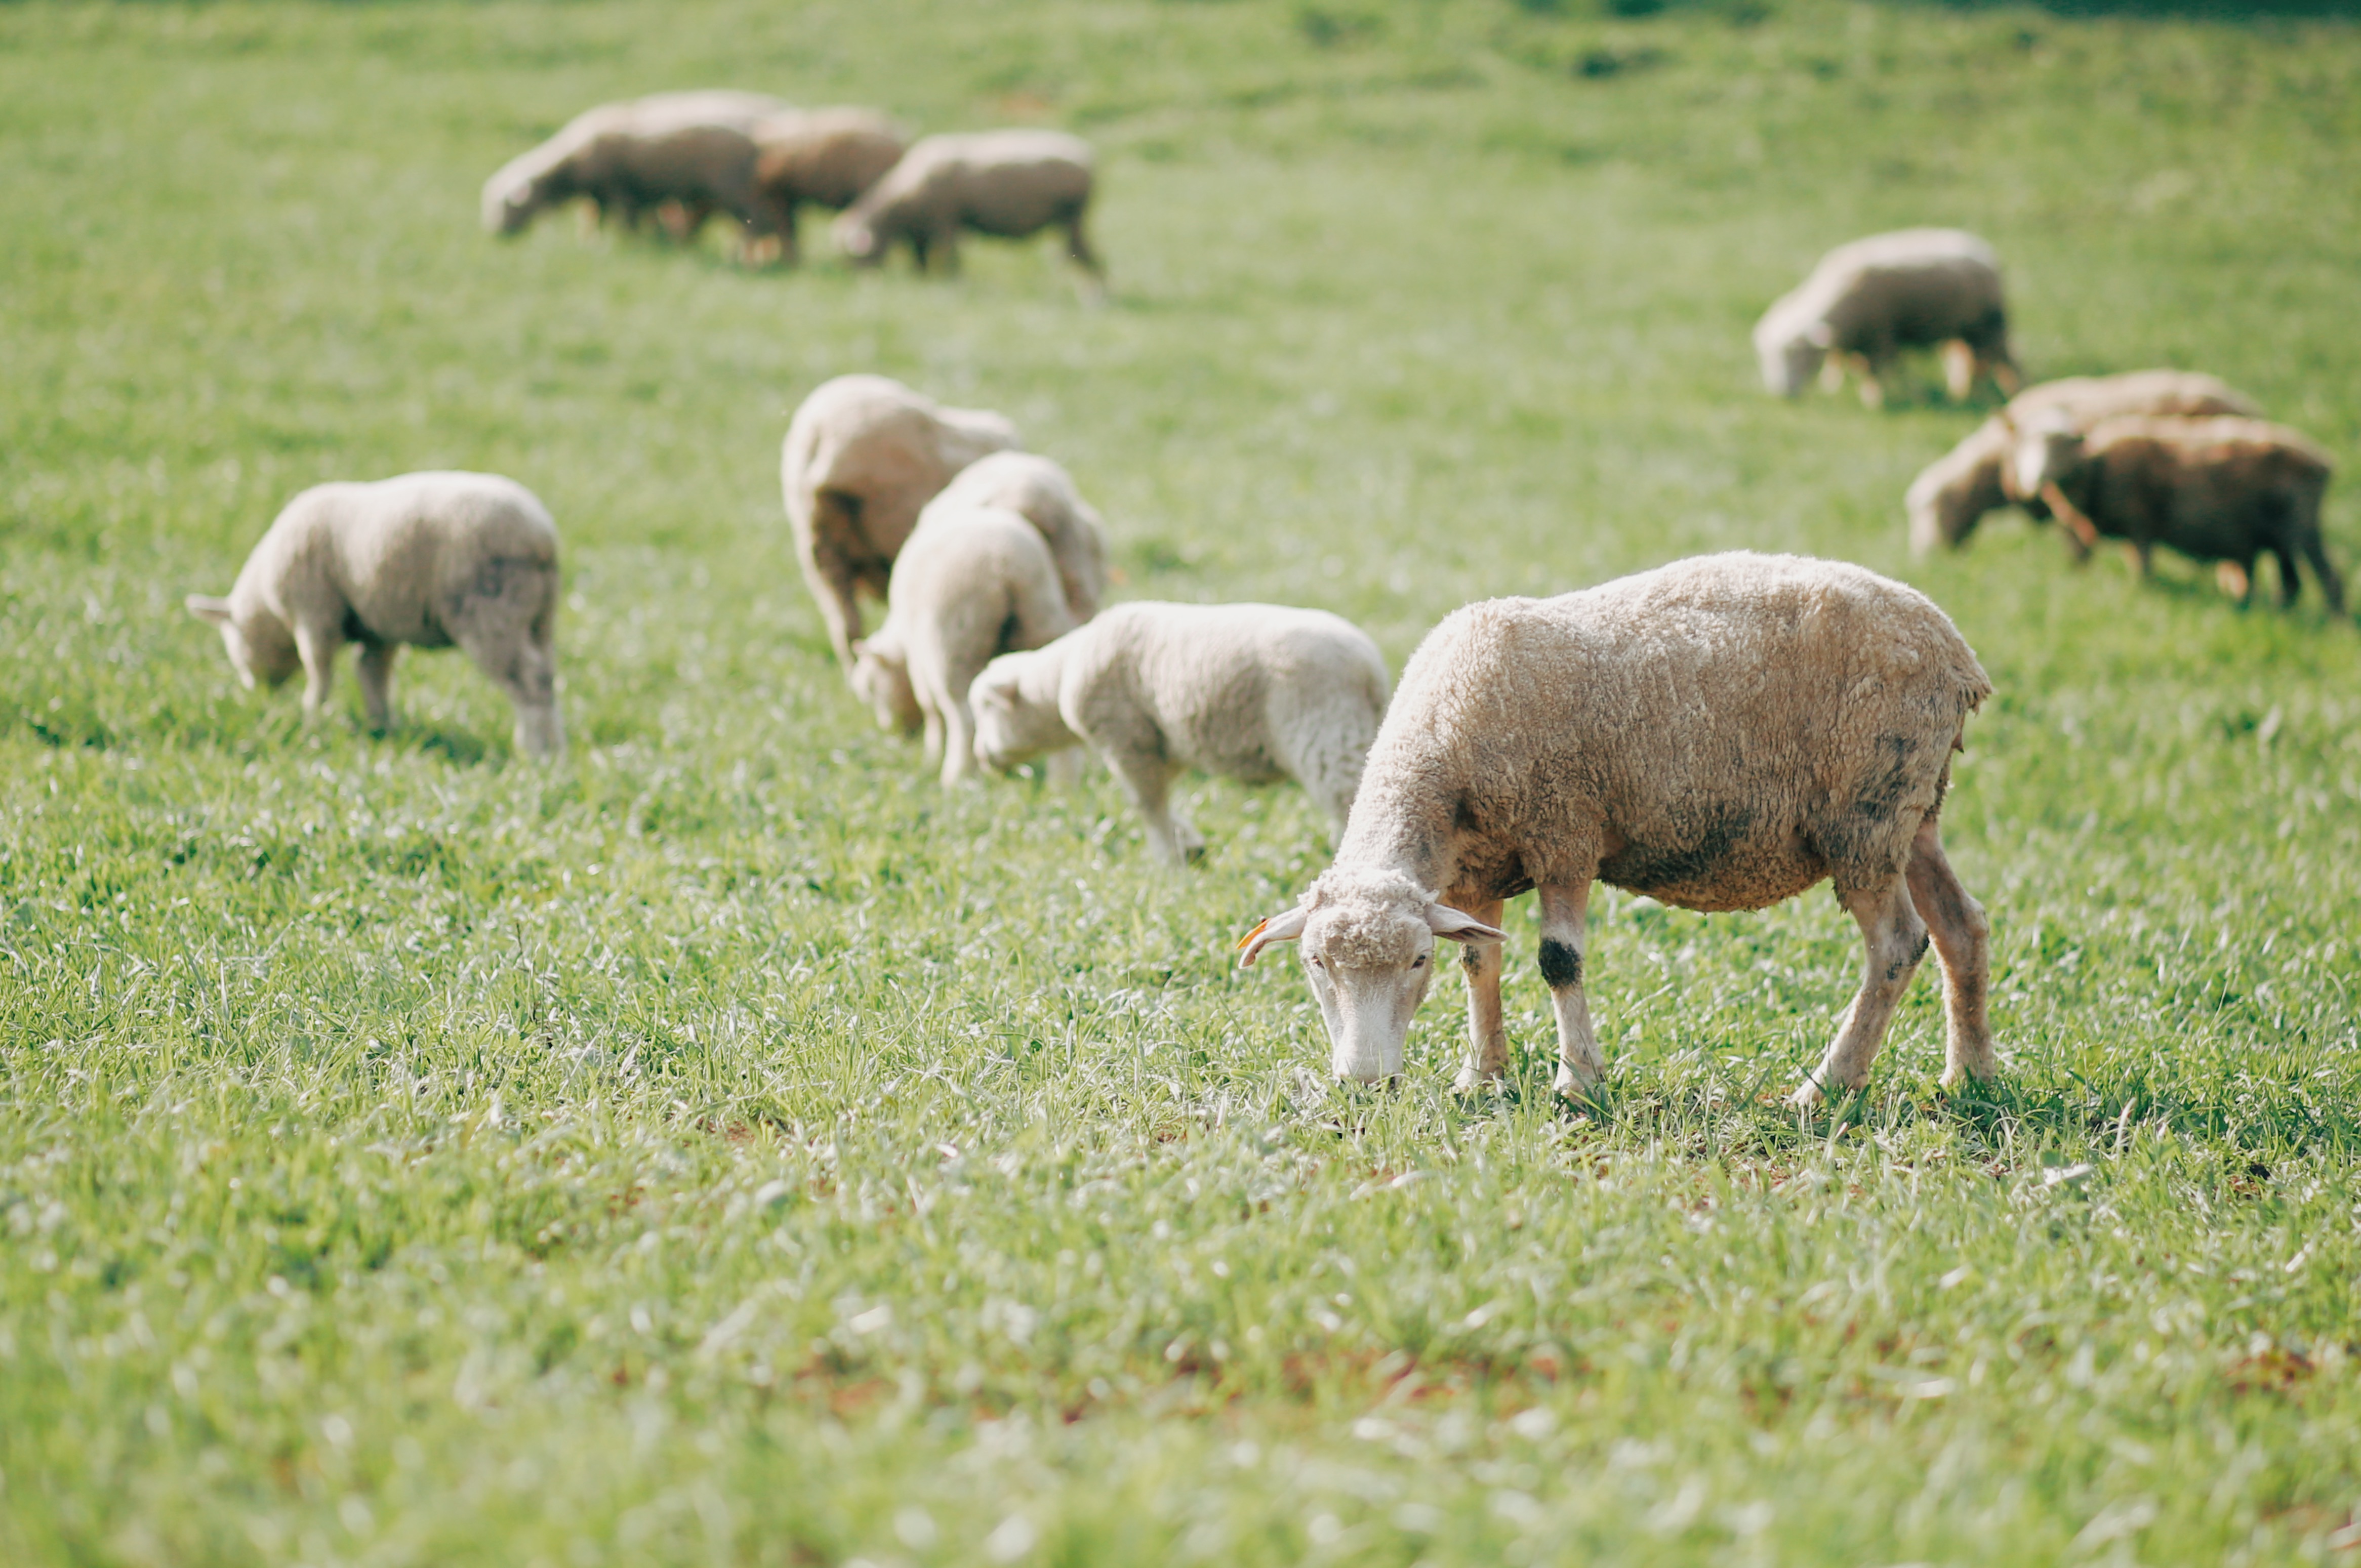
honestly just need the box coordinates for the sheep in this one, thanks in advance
[185,472,564,760]
[2008,414,2343,611]
[1907,370,2261,554]
[780,374,1020,667]
[480,91,794,252]
[925,451,1110,623]
[655,108,908,261]
[833,130,1104,295]
[848,503,1078,788]
[1236,552,1997,1107]
[970,602,1391,865]
[1754,229,2019,408]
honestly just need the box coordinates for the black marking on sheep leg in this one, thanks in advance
[1459,943,1484,977]
[1538,937,1583,991]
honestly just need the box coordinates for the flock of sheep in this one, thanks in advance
[180,96,2348,1104]
[479,91,1106,292]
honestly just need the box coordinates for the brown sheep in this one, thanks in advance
[779,374,1020,666]
[658,109,908,263]
[833,131,1103,296]
[1755,229,2019,408]
[2009,415,2342,611]
[1907,370,2262,553]
[481,92,794,256]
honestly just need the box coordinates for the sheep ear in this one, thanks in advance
[185,594,232,626]
[1425,903,1507,945]
[1236,906,1309,968]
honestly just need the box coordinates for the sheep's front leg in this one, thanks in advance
[1794,874,1929,1106]
[355,643,399,732]
[1450,897,1510,1093]
[1941,340,1977,403]
[1902,815,1997,1088]
[1537,881,1604,1102]
[292,621,345,725]
[1105,751,1195,865]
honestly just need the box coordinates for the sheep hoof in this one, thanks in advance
[1451,1064,1503,1096]
[1789,1079,1826,1109]
[1552,1063,1602,1106]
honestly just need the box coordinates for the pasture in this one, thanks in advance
[5,0,2361,1561]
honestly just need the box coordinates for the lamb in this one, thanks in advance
[480,91,794,251]
[1236,553,1997,1107]
[780,374,1021,666]
[848,503,1077,788]
[833,130,1104,295]
[185,472,564,760]
[925,451,1110,623]
[1754,229,2019,408]
[2008,415,2343,611]
[970,603,1391,865]
[1907,370,2261,554]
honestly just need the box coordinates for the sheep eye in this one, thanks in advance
[1412,954,1429,969]
[1308,955,1325,969]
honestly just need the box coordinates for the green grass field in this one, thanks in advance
[6,1,2361,1562]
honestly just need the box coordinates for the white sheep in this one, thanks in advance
[833,130,1104,295]
[925,451,1109,623]
[970,602,1391,864]
[185,472,564,760]
[1907,369,2261,554]
[1237,553,1997,1106]
[780,374,1020,666]
[1755,228,2019,407]
[849,503,1078,788]
[480,91,794,252]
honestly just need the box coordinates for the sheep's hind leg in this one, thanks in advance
[1793,873,1929,1106]
[1108,751,1197,866]
[1537,881,1604,1103]
[1903,816,1997,1089]
[2301,532,2345,613]
[356,642,399,732]
[1450,896,1511,1094]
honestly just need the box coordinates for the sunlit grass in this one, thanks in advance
[4,1,2361,1563]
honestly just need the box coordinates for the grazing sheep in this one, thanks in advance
[970,602,1391,865]
[927,451,1109,623]
[781,374,1021,666]
[834,130,1104,294]
[1907,370,2261,554]
[1755,229,2019,408]
[1236,553,1997,1106]
[849,503,1077,788]
[2009,414,2343,611]
[185,472,564,760]
[480,91,794,252]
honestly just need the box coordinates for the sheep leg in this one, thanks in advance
[292,621,344,725]
[355,642,399,732]
[1044,747,1086,788]
[1537,881,1604,1102]
[1854,353,1889,410]
[931,226,962,276]
[2270,546,2303,610]
[1793,874,1928,1106]
[456,623,564,762]
[2302,535,2345,614]
[920,706,945,769]
[1941,341,1976,403]
[935,686,976,790]
[2217,558,2254,606]
[1903,816,1996,1089]
[1449,896,1511,1094]
[1063,215,1108,302]
[1116,757,1199,866]
[799,523,868,667]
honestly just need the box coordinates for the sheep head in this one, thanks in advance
[1753,312,1832,398]
[832,210,884,264]
[848,633,922,735]
[969,652,1075,773]
[2008,411,2086,504]
[185,595,297,690]
[1238,869,1505,1084]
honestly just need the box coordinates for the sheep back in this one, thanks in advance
[842,130,1094,250]
[1350,552,1989,913]
[1051,602,1389,786]
[926,451,1108,620]
[751,108,908,211]
[236,472,559,648]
